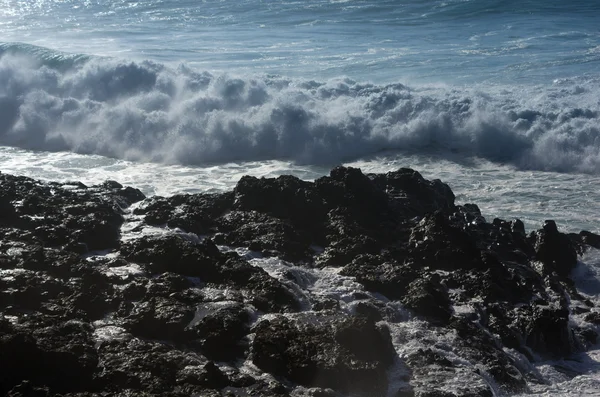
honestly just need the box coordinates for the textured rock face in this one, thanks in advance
[252,315,395,397]
[0,167,599,397]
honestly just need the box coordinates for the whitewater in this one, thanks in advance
[1,0,600,395]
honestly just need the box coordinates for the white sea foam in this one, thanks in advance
[3,143,600,234]
[1,47,600,174]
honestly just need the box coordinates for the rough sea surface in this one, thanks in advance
[1,0,599,395]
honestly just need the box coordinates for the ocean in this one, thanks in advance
[1,0,600,395]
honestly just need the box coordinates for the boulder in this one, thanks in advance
[531,220,578,277]
[252,315,395,397]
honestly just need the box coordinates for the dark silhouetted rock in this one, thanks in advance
[252,315,395,397]
[531,220,578,277]
[0,167,596,397]
[185,303,251,361]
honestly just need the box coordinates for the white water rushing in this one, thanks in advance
[1,52,599,174]
[1,145,599,234]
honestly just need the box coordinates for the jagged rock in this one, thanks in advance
[520,304,574,357]
[252,315,395,397]
[6,381,50,397]
[0,167,597,397]
[0,173,129,252]
[405,348,495,397]
[341,253,416,299]
[531,220,578,277]
[219,253,300,313]
[0,195,17,224]
[217,210,313,261]
[234,174,327,231]
[408,211,483,271]
[0,319,98,395]
[134,192,233,233]
[448,318,528,393]
[401,275,453,324]
[176,361,229,389]
[123,296,195,342]
[585,312,600,325]
[185,303,251,361]
[120,235,223,278]
[369,167,455,217]
[580,230,600,249]
[94,338,204,394]
[121,235,300,312]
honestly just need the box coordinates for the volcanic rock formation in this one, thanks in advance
[0,167,599,396]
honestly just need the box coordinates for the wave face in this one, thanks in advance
[1,47,600,173]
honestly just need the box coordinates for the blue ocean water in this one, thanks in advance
[2,0,599,84]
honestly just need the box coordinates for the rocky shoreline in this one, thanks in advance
[1,167,599,397]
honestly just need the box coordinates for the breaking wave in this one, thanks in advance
[1,43,600,173]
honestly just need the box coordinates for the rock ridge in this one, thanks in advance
[0,167,599,397]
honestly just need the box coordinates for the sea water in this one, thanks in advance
[1,0,599,395]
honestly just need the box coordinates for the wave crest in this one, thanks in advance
[1,44,600,173]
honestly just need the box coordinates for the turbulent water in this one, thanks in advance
[1,0,600,395]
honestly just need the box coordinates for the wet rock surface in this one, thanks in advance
[252,315,395,396]
[1,168,599,396]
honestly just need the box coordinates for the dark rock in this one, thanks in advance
[576,327,598,346]
[234,174,327,232]
[135,192,233,234]
[117,186,146,204]
[0,173,127,251]
[585,312,600,325]
[580,230,600,249]
[121,235,300,313]
[219,253,301,313]
[0,319,98,394]
[6,381,50,397]
[252,315,395,396]
[318,167,389,223]
[401,275,452,324]
[521,304,573,357]
[101,180,123,189]
[406,348,453,368]
[218,210,313,261]
[408,211,483,271]
[120,235,222,278]
[186,303,251,361]
[512,218,526,235]
[0,195,17,225]
[95,338,203,393]
[124,296,195,342]
[342,254,417,300]
[531,220,578,277]
[369,167,455,217]
[0,167,596,396]
[176,361,229,389]
[312,298,341,312]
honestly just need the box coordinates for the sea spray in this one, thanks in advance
[1,47,600,173]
